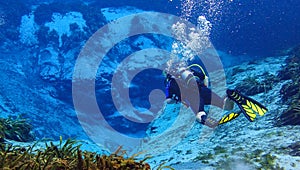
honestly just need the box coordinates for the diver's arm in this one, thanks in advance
[165,78,181,104]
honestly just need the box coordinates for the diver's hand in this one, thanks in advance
[165,98,176,104]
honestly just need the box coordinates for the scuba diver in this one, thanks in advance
[164,63,268,128]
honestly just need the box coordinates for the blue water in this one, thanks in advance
[86,0,297,56]
[0,0,299,142]
[209,0,300,56]
[2,0,299,54]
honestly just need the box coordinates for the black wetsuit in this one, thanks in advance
[164,72,224,114]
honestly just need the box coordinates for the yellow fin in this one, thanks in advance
[246,100,251,107]
[247,112,256,119]
[242,104,250,110]
[256,104,266,116]
[219,112,240,125]
[248,100,266,116]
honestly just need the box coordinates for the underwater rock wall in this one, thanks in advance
[0,2,107,140]
[277,46,300,126]
[0,1,174,140]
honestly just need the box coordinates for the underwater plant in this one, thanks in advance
[0,115,34,142]
[242,151,283,170]
[0,114,152,169]
[0,137,151,169]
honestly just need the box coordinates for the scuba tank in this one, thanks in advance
[176,64,209,87]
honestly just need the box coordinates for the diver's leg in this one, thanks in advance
[192,95,219,128]
[200,86,224,109]
[184,90,206,123]
[184,86,220,128]
[186,94,202,115]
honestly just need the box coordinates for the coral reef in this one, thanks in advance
[0,138,151,170]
